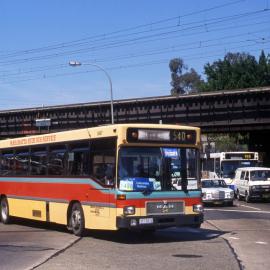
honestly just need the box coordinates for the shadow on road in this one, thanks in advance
[2,218,227,244]
[83,227,226,244]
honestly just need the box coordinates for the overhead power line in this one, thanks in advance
[0,0,245,59]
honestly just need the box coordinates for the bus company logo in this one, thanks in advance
[10,134,57,146]
[156,200,174,213]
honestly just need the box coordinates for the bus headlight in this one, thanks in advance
[123,206,135,215]
[193,204,204,213]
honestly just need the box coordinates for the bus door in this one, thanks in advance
[87,138,117,230]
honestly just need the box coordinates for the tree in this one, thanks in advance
[201,52,263,91]
[258,50,270,86]
[169,58,203,95]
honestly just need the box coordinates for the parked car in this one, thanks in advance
[201,179,234,206]
[234,167,270,202]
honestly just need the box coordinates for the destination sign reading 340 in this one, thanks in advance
[171,130,196,144]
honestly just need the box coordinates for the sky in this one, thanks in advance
[0,0,269,110]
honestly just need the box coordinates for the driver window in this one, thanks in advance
[240,171,245,180]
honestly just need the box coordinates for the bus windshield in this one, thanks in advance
[221,160,257,178]
[118,146,199,192]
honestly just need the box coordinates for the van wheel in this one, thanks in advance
[245,192,251,203]
[236,190,242,201]
[0,197,10,224]
[69,202,85,236]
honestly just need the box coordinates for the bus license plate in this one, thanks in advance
[139,218,154,225]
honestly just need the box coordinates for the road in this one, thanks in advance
[0,201,269,270]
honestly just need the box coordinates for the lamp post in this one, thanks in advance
[69,60,114,124]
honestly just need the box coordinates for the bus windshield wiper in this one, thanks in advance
[142,188,153,195]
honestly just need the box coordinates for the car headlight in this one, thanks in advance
[230,191,234,197]
[206,193,212,199]
[251,186,260,191]
[193,204,204,213]
[123,206,135,215]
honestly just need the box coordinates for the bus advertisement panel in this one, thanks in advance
[0,124,203,236]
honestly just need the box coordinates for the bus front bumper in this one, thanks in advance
[116,214,203,229]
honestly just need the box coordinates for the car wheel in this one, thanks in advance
[69,202,85,236]
[236,190,242,201]
[245,192,251,203]
[227,201,234,207]
[191,223,201,228]
[0,197,11,224]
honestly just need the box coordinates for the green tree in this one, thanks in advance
[169,58,203,95]
[201,52,260,91]
[258,50,270,86]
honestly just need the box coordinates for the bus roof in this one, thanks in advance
[236,167,270,172]
[0,123,200,149]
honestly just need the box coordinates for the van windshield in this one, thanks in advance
[250,170,270,181]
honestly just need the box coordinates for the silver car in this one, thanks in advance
[202,179,234,206]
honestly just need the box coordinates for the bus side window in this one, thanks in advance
[68,142,90,176]
[90,138,116,186]
[14,149,30,176]
[30,147,47,175]
[0,151,14,176]
[48,145,67,176]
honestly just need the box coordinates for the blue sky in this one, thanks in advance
[0,0,269,109]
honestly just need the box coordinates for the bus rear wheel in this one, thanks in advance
[0,197,10,224]
[69,202,85,236]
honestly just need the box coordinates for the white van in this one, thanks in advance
[234,167,270,202]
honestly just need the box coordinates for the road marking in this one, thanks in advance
[204,209,270,214]
[255,241,268,245]
[239,204,261,211]
[229,237,240,240]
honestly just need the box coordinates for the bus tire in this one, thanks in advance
[69,202,85,236]
[0,197,10,224]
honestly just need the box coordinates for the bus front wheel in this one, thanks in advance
[0,197,10,224]
[69,202,85,236]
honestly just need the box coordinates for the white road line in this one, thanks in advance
[239,204,262,211]
[204,208,270,214]
[229,237,240,240]
[255,241,268,245]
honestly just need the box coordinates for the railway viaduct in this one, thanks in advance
[1,86,270,163]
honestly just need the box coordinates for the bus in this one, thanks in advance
[202,151,259,189]
[0,124,203,236]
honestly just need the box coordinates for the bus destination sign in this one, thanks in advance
[225,153,255,160]
[127,128,196,144]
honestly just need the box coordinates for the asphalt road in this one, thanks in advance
[205,200,270,270]
[0,200,269,270]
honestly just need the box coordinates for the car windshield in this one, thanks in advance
[202,180,227,188]
[250,170,270,181]
[118,146,199,192]
[221,160,257,178]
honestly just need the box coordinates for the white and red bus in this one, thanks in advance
[0,124,203,236]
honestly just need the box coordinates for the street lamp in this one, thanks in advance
[69,60,114,124]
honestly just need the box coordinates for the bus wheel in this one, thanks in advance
[69,202,85,236]
[0,197,10,224]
